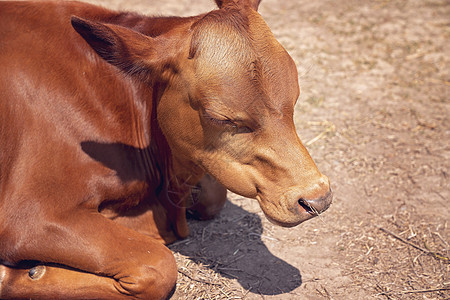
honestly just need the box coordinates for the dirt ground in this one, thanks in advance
[87,0,449,299]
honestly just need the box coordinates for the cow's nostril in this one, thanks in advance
[298,198,316,215]
[297,190,333,216]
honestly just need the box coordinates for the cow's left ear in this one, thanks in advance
[71,16,168,79]
[215,0,261,11]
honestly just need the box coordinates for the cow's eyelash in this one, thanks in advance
[202,111,255,134]
[206,116,256,136]
[207,116,237,127]
[203,112,237,127]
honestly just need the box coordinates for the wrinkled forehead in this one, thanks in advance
[189,8,299,113]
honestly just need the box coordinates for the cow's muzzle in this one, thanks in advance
[258,174,333,227]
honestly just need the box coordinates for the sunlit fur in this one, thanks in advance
[0,1,331,299]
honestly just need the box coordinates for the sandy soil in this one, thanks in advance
[86,0,449,299]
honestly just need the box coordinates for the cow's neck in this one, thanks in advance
[133,80,195,239]
[98,12,203,239]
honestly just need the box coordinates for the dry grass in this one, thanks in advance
[336,208,449,299]
[172,252,248,300]
[168,208,263,299]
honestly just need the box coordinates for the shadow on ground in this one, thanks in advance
[169,200,302,295]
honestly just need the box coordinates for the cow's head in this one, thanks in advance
[72,0,332,227]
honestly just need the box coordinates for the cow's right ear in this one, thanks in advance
[71,16,166,78]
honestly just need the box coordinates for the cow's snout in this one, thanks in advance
[259,174,332,227]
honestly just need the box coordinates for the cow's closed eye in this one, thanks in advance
[203,112,254,134]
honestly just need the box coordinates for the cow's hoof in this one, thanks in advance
[29,265,46,280]
[0,264,6,297]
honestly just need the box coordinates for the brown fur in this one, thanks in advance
[0,1,331,298]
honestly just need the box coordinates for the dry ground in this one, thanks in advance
[87,0,449,299]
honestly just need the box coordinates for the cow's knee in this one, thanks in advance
[116,251,177,299]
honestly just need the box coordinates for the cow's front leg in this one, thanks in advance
[0,263,138,299]
[0,211,177,299]
[187,174,227,220]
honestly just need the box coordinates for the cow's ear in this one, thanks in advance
[214,0,261,11]
[71,16,163,78]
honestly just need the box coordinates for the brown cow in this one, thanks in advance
[0,0,332,298]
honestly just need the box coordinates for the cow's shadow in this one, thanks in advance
[169,200,302,295]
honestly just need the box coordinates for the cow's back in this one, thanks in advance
[0,1,140,142]
[0,1,151,245]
